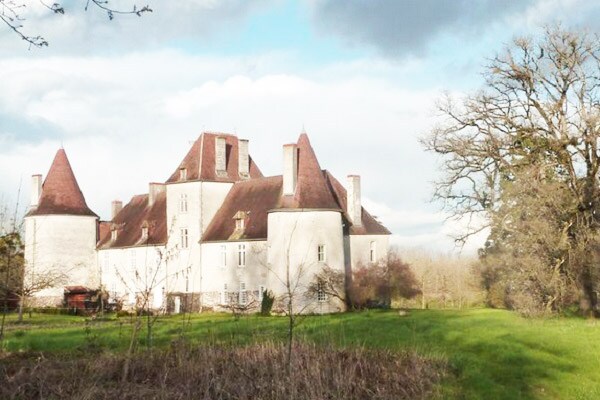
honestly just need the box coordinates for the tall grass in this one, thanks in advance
[0,341,446,399]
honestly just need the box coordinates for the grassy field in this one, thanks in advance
[2,308,600,400]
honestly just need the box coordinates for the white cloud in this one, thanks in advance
[0,49,477,253]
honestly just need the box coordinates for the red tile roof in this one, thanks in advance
[324,171,391,235]
[97,221,111,245]
[202,176,283,242]
[166,132,263,183]
[97,190,167,249]
[26,149,97,217]
[202,134,390,242]
[280,134,339,210]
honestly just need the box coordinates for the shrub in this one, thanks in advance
[260,289,275,316]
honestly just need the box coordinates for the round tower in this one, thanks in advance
[24,149,99,306]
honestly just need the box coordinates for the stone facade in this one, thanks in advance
[24,132,391,313]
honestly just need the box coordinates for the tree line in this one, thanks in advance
[424,25,600,316]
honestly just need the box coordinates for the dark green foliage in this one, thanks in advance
[260,289,275,316]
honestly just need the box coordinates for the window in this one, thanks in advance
[239,282,247,305]
[258,285,265,302]
[317,281,327,302]
[179,193,188,213]
[235,218,245,230]
[317,244,326,262]
[221,283,228,304]
[220,245,227,268]
[179,168,187,181]
[180,228,189,249]
[141,225,148,239]
[238,244,246,267]
[111,229,117,241]
[369,241,377,263]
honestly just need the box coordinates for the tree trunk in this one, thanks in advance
[17,295,24,322]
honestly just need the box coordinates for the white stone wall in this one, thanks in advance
[165,180,233,298]
[98,245,166,310]
[349,234,390,269]
[200,240,267,308]
[24,214,98,303]
[266,210,346,313]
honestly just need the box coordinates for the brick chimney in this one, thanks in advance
[238,138,249,179]
[31,174,42,207]
[215,136,227,177]
[283,144,298,196]
[347,175,362,227]
[111,200,123,220]
[149,183,165,207]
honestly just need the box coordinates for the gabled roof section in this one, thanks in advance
[26,149,97,217]
[279,133,339,210]
[97,191,167,249]
[324,171,391,235]
[166,132,263,183]
[202,176,283,242]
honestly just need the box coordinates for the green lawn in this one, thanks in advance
[2,308,599,400]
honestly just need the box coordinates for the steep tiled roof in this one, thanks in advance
[97,221,111,245]
[26,149,97,217]
[202,176,283,242]
[202,134,390,242]
[324,171,391,235]
[279,134,339,210]
[97,191,167,249]
[166,132,263,183]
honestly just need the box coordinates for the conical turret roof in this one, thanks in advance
[280,133,339,209]
[27,149,97,217]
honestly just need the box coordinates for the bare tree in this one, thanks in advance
[1,0,151,48]
[423,25,600,315]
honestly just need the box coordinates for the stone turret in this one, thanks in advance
[24,148,99,305]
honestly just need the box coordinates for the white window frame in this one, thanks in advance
[221,283,228,305]
[179,168,187,181]
[238,244,246,267]
[141,226,149,239]
[369,241,377,263]
[317,244,326,262]
[317,281,327,302]
[239,282,247,305]
[180,228,189,249]
[179,193,188,213]
[235,218,245,230]
[220,245,227,268]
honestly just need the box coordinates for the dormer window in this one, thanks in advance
[111,228,118,241]
[233,211,247,231]
[236,218,245,230]
[141,225,149,239]
[179,168,187,181]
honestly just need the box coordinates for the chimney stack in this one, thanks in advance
[238,138,249,179]
[347,175,362,227]
[283,144,298,196]
[149,183,165,207]
[215,136,227,177]
[111,200,123,220]
[31,174,42,207]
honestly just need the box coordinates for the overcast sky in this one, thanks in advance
[1,0,598,255]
